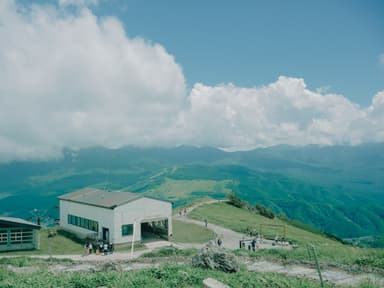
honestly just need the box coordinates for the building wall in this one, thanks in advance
[60,197,172,244]
[59,200,114,241]
[113,198,172,244]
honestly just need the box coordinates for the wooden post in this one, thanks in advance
[308,244,324,287]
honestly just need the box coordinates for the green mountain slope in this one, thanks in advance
[0,144,383,243]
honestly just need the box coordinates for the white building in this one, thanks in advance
[58,188,172,244]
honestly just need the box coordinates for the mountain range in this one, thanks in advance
[0,143,383,244]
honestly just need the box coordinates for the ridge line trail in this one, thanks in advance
[174,199,245,250]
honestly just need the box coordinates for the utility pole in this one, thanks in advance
[131,220,136,257]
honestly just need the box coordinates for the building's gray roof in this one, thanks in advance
[58,188,147,209]
[0,217,41,229]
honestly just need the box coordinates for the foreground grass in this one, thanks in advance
[172,219,215,244]
[0,264,337,288]
[189,202,384,270]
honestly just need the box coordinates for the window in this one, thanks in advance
[122,224,133,236]
[68,214,98,232]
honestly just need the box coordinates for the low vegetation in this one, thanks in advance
[141,247,197,258]
[0,264,336,288]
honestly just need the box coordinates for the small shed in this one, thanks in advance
[0,217,41,252]
[58,188,172,244]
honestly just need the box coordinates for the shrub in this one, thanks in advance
[227,192,245,208]
[255,204,275,219]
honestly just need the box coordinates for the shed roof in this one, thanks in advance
[0,217,41,229]
[58,188,147,209]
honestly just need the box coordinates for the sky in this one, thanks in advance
[0,0,383,161]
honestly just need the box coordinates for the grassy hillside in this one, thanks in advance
[189,202,384,270]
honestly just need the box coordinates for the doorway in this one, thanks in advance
[140,219,168,241]
[102,227,109,242]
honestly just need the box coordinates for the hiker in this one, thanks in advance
[99,241,104,254]
[103,243,109,255]
[251,238,256,251]
[204,219,208,228]
[217,238,222,247]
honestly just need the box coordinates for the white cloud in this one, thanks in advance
[0,0,383,162]
[0,0,186,161]
[179,77,377,150]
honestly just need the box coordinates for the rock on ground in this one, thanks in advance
[192,247,239,273]
[203,277,231,288]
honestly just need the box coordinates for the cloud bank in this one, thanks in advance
[0,0,383,162]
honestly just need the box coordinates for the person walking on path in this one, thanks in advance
[251,238,256,251]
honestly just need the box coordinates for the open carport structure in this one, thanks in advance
[0,217,41,252]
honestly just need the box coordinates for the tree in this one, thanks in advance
[227,192,245,208]
[255,204,275,219]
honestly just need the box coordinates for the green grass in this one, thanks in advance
[143,178,230,205]
[172,220,215,244]
[0,228,84,256]
[0,264,336,288]
[188,202,384,270]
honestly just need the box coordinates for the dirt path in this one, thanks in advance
[0,240,179,262]
[247,260,384,287]
[175,199,244,249]
[174,199,291,250]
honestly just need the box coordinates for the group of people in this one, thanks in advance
[178,208,188,217]
[239,236,263,251]
[84,241,114,255]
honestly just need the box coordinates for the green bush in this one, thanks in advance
[227,191,245,208]
[255,204,275,219]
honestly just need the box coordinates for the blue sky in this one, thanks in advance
[1,0,384,161]
[88,0,384,106]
